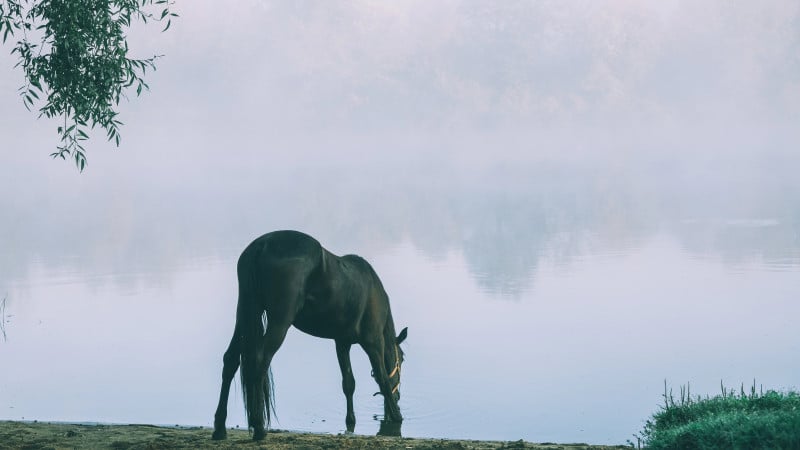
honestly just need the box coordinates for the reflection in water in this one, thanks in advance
[2,152,798,298]
[674,218,800,270]
[377,419,402,437]
[0,295,7,342]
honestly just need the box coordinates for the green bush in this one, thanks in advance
[639,382,800,450]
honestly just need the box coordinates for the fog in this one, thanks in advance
[1,0,799,443]
[2,0,799,331]
[141,1,800,131]
[3,1,799,164]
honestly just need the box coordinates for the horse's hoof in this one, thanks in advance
[211,429,227,440]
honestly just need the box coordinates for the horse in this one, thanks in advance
[212,230,408,441]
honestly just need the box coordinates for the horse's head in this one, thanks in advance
[389,327,408,403]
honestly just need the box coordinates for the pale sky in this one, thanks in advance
[1,0,798,165]
[123,0,798,132]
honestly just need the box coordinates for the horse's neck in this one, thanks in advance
[382,317,398,366]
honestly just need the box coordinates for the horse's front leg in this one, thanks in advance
[335,340,356,432]
[362,343,402,424]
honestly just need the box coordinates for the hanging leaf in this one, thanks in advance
[3,0,177,171]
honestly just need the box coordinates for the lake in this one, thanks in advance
[1,141,798,445]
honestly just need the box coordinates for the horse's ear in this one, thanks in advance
[396,327,408,345]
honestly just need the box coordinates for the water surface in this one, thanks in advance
[1,152,798,444]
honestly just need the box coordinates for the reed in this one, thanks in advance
[0,295,7,342]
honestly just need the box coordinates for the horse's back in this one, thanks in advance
[237,231,324,302]
[243,230,322,261]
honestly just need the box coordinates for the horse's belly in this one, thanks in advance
[293,312,357,341]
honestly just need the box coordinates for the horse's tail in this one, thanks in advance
[238,302,276,433]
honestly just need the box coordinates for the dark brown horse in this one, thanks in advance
[212,230,407,441]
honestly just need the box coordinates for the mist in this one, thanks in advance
[1,0,799,444]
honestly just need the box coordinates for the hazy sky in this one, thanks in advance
[126,0,800,133]
[1,0,798,166]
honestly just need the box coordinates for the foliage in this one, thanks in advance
[637,381,800,450]
[0,0,176,171]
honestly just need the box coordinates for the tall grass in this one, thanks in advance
[0,295,7,342]
[638,381,800,450]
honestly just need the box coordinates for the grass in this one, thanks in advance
[635,381,800,450]
[0,294,7,342]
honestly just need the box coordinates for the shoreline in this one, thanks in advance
[0,421,629,449]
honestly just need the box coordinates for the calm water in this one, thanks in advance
[1,150,799,445]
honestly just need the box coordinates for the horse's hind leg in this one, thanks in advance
[250,320,291,440]
[212,330,241,440]
[335,340,356,432]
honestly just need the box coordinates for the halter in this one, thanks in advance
[373,344,401,396]
[389,345,401,394]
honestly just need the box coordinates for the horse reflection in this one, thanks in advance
[377,416,403,436]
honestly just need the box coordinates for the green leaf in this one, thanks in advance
[77,154,86,172]
[8,0,176,171]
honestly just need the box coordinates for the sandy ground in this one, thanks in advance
[0,421,630,450]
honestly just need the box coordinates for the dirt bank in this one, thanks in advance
[0,421,629,449]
